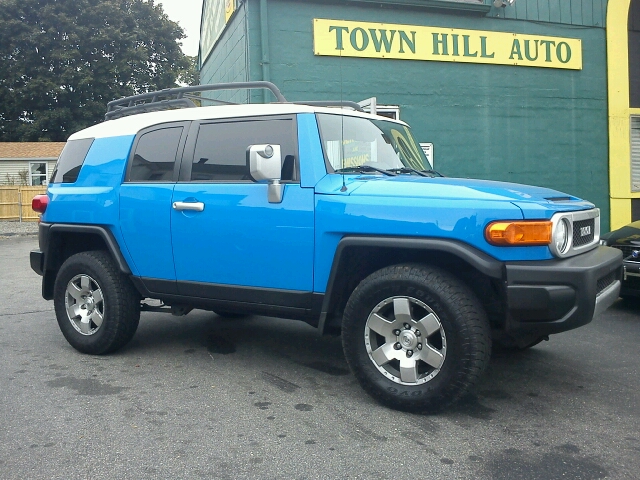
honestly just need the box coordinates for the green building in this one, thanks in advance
[199,0,640,232]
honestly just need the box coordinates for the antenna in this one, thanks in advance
[339,48,347,192]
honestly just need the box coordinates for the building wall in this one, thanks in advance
[0,160,56,185]
[498,0,607,25]
[202,0,611,229]
[199,1,250,104]
[607,0,640,229]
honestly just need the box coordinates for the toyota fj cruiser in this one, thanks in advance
[30,82,622,412]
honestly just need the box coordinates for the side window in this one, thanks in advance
[190,118,297,182]
[128,126,183,182]
[50,138,94,184]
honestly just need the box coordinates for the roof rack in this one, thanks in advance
[292,100,364,112]
[104,81,370,120]
[105,81,288,120]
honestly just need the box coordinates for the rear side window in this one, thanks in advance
[128,126,184,182]
[50,138,94,183]
[190,118,297,182]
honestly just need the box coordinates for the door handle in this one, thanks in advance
[172,201,204,212]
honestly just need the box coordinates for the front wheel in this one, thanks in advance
[342,264,491,412]
[53,251,140,354]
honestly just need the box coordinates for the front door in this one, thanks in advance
[170,116,315,303]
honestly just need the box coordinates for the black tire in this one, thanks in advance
[342,263,491,412]
[53,251,140,355]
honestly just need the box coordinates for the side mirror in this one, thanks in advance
[247,144,283,203]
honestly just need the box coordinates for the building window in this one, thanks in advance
[29,162,48,186]
[632,116,640,192]
[375,106,401,120]
[358,98,400,120]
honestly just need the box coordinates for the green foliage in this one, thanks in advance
[177,55,200,87]
[0,0,194,141]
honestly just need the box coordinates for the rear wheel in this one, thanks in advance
[342,263,491,412]
[53,251,140,354]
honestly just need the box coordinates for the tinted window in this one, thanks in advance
[50,138,94,183]
[191,118,297,181]
[129,127,183,182]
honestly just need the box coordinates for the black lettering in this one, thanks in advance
[329,26,349,51]
[350,27,369,51]
[369,29,396,53]
[556,42,571,63]
[399,31,416,54]
[432,33,448,56]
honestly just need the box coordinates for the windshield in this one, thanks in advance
[316,113,429,173]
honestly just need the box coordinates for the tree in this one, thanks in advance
[177,55,200,87]
[0,0,193,141]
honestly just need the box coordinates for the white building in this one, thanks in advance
[0,143,64,186]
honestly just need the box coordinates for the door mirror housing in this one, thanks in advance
[248,144,282,182]
[247,144,283,203]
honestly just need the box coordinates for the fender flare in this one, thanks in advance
[317,235,505,334]
[42,223,131,274]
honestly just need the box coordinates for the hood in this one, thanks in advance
[316,174,594,219]
[316,175,593,212]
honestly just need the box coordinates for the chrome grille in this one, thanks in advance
[550,208,600,258]
[573,219,595,247]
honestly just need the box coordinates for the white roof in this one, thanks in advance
[68,103,408,140]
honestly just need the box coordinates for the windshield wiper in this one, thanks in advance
[421,169,444,177]
[385,167,429,177]
[334,165,397,176]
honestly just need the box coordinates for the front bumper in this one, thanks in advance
[503,246,622,336]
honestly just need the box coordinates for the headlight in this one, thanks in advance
[554,218,571,254]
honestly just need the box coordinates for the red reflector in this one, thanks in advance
[32,195,49,214]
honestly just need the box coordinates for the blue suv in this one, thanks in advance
[30,82,622,412]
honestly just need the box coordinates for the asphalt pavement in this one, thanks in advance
[1,235,639,479]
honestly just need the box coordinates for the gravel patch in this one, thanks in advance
[0,220,39,238]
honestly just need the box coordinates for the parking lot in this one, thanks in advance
[1,235,639,479]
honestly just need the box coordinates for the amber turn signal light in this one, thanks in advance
[485,221,552,246]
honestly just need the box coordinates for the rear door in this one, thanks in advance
[119,122,188,289]
[170,116,315,305]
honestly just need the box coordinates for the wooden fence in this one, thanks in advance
[0,186,48,222]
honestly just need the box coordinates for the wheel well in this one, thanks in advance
[323,246,506,333]
[42,232,112,299]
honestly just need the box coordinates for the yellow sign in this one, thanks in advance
[225,0,236,22]
[313,19,582,70]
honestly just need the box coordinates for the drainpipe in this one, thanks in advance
[259,0,271,103]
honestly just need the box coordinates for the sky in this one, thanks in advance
[158,0,204,57]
